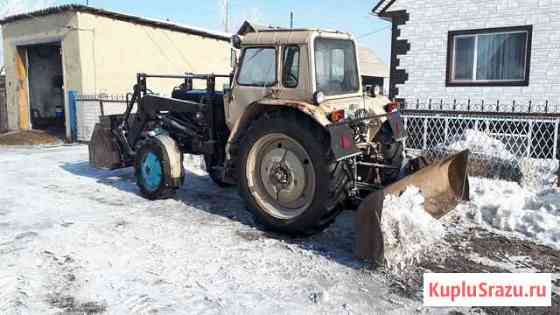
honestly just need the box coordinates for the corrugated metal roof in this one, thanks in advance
[0,4,230,41]
[358,46,389,78]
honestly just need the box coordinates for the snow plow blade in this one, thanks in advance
[385,150,470,218]
[355,189,385,265]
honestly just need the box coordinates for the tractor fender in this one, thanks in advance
[226,99,331,159]
[151,133,183,182]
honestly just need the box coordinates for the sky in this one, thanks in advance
[0,0,391,67]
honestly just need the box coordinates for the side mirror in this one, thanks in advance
[231,35,243,49]
[364,84,374,97]
[367,85,382,97]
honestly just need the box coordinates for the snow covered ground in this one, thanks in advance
[0,144,558,314]
[0,145,424,314]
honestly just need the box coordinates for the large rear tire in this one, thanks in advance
[135,137,184,200]
[237,111,348,236]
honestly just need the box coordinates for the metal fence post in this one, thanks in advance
[99,100,105,117]
[403,116,408,151]
[68,91,78,142]
[444,117,449,142]
[554,120,560,187]
[423,118,428,150]
[527,121,533,158]
[554,120,559,160]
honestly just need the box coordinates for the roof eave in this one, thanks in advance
[0,4,230,41]
[371,0,397,17]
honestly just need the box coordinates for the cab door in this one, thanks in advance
[275,45,309,101]
[226,46,279,129]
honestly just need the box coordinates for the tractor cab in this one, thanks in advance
[226,29,389,130]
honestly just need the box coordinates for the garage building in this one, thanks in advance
[1,5,232,140]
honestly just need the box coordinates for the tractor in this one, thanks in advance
[89,28,469,246]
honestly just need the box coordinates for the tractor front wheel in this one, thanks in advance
[135,136,184,200]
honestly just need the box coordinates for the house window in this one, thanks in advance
[237,47,277,86]
[447,25,532,86]
[282,46,300,88]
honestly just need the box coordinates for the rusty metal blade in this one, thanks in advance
[354,189,385,265]
[88,123,124,170]
[384,150,470,218]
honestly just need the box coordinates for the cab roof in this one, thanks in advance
[240,29,354,46]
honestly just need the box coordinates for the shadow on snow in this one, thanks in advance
[60,161,367,271]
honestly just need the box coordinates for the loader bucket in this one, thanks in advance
[384,150,470,218]
[88,123,124,170]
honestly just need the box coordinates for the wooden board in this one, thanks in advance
[16,47,30,130]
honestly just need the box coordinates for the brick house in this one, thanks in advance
[372,0,560,108]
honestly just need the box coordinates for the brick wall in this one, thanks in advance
[388,0,560,108]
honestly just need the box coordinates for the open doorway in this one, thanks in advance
[26,42,65,137]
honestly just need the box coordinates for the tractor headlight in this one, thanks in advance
[313,91,325,105]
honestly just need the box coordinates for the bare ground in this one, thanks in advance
[0,130,62,146]
[385,225,560,315]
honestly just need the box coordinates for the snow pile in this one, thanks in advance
[444,129,559,187]
[459,177,560,249]
[381,187,447,273]
[446,129,515,160]
[519,159,558,189]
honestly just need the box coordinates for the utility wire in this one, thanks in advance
[160,29,196,72]
[357,25,391,39]
[141,27,180,69]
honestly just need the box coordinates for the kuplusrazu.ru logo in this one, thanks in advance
[423,273,551,307]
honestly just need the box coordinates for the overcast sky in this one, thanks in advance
[0,0,391,68]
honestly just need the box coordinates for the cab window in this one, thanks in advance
[237,47,277,86]
[282,46,300,88]
[314,38,359,96]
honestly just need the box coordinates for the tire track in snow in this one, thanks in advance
[0,232,42,314]
[0,273,30,315]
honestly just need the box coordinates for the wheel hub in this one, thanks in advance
[141,152,162,192]
[269,162,292,187]
[245,133,317,221]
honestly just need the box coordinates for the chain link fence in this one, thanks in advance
[401,110,559,187]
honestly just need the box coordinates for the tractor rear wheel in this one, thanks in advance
[237,111,347,236]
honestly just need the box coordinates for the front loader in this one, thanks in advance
[89,28,470,263]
